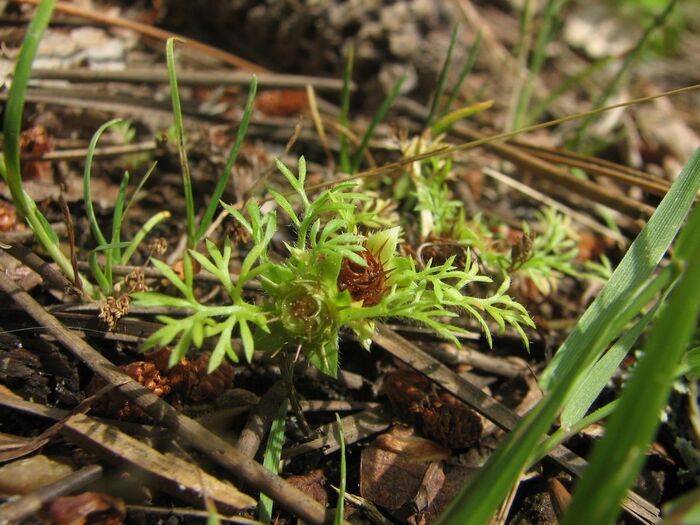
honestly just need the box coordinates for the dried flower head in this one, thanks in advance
[98,295,130,331]
[147,237,168,257]
[124,268,146,293]
[0,201,18,232]
[338,249,387,306]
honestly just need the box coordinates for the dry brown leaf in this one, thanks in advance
[46,492,126,525]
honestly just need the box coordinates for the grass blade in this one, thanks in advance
[338,45,354,173]
[541,148,700,389]
[165,37,196,248]
[84,119,123,248]
[124,161,158,215]
[435,148,700,525]
[334,413,347,525]
[350,74,406,173]
[121,209,169,264]
[195,76,258,241]
[560,297,661,428]
[2,0,56,212]
[442,30,482,115]
[512,0,570,129]
[425,25,458,128]
[562,187,700,525]
[259,397,289,524]
[2,0,79,284]
[431,100,494,135]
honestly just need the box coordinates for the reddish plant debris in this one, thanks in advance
[337,249,387,306]
[361,434,476,525]
[172,257,201,281]
[0,201,18,232]
[98,295,130,331]
[87,348,235,419]
[145,348,235,401]
[576,231,613,262]
[122,361,171,397]
[188,352,236,402]
[548,478,572,519]
[45,492,126,525]
[383,369,483,449]
[19,125,53,181]
[462,168,484,200]
[285,469,328,507]
[229,219,252,245]
[361,439,442,512]
[507,232,534,272]
[255,89,308,117]
[87,359,169,420]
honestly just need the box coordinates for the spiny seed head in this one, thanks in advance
[337,249,387,306]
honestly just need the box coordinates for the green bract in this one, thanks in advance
[136,157,535,377]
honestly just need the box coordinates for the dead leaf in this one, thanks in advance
[285,469,328,506]
[45,492,126,525]
[255,90,308,117]
[360,441,441,511]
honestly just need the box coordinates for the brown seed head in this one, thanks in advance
[337,249,387,306]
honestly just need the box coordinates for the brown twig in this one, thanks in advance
[29,68,351,92]
[236,380,288,458]
[1,245,85,300]
[282,406,390,459]
[21,141,159,162]
[0,271,339,525]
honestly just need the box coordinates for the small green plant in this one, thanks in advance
[398,131,593,296]
[84,119,168,297]
[1,0,165,300]
[136,157,534,377]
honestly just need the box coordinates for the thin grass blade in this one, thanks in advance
[560,298,660,428]
[425,25,458,128]
[84,119,123,248]
[166,37,196,247]
[431,100,493,135]
[442,30,482,114]
[259,398,289,524]
[350,74,406,173]
[333,413,347,525]
[2,0,80,285]
[121,210,170,264]
[338,45,354,173]
[195,76,257,241]
[512,0,571,129]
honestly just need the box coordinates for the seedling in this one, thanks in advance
[136,156,534,377]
